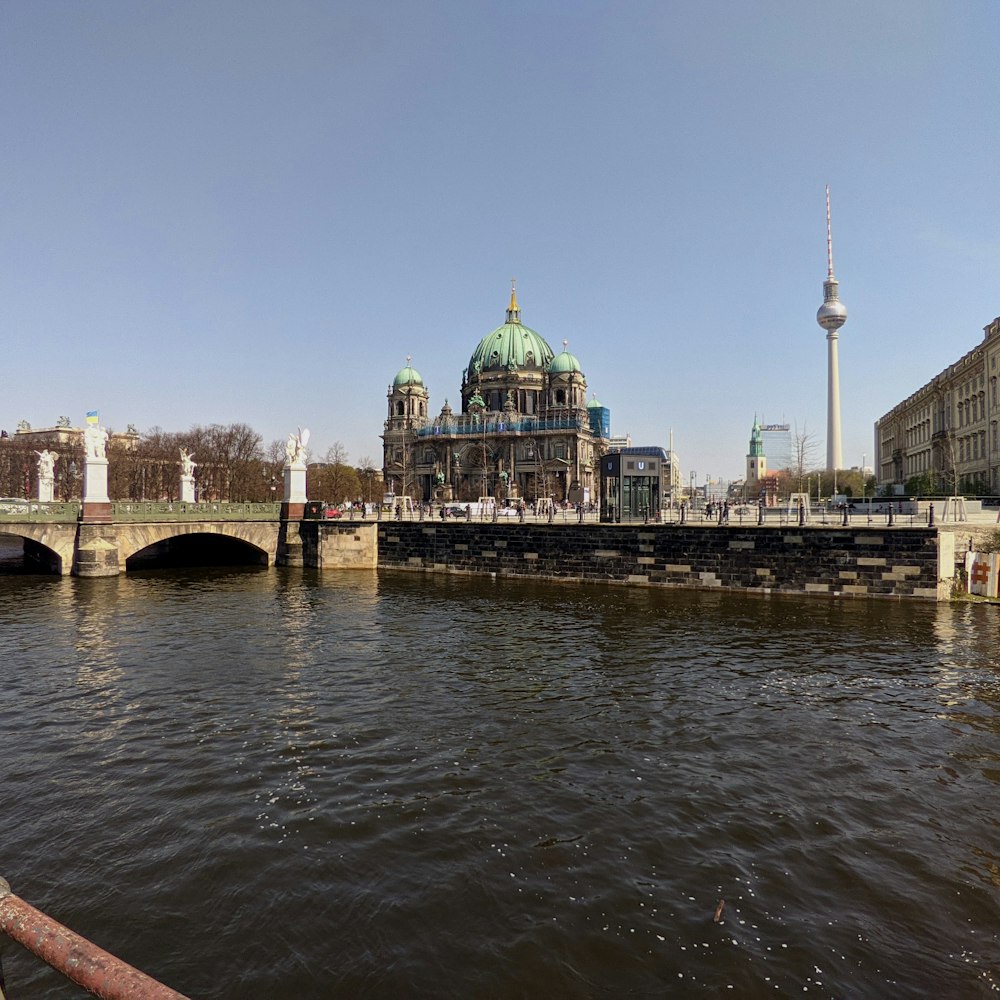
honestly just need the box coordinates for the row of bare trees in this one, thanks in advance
[0,424,377,504]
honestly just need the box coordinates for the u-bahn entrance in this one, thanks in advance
[600,451,662,523]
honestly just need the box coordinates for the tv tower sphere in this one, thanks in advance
[817,282,848,331]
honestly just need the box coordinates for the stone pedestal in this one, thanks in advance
[38,477,55,502]
[83,458,110,504]
[81,457,112,522]
[180,475,195,503]
[283,463,307,504]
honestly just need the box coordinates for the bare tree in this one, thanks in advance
[309,441,362,505]
[356,455,377,504]
[792,422,819,492]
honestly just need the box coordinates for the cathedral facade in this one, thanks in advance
[382,287,607,506]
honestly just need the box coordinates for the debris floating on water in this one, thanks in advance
[713,899,726,923]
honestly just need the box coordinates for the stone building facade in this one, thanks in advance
[875,315,1000,495]
[382,287,607,505]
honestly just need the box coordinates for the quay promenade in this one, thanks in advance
[1,496,994,598]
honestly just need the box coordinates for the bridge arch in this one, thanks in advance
[0,525,77,574]
[117,522,280,571]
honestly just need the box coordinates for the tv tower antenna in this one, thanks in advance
[826,184,834,278]
[816,185,847,472]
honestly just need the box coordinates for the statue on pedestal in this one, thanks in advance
[84,423,109,460]
[36,449,58,479]
[180,449,197,477]
[285,427,310,467]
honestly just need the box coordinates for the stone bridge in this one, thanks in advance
[0,502,293,575]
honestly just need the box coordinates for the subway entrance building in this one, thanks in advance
[600,449,663,523]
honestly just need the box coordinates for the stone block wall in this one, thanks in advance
[301,520,378,570]
[376,523,948,600]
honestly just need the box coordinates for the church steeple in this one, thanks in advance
[749,415,764,457]
[747,415,767,491]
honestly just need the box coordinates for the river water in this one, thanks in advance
[1,566,998,999]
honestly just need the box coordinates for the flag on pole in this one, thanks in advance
[86,411,99,425]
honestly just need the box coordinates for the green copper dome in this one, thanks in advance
[549,347,582,374]
[393,363,423,388]
[467,288,555,380]
[587,395,603,409]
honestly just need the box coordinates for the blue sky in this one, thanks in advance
[4,1,999,481]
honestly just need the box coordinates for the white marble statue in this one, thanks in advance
[35,449,58,479]
[286,427,310,466]
[180,448,197,477]
[84,423,109,460]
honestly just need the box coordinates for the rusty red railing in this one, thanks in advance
[0,877,189,1000]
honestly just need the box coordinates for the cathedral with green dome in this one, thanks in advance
[382,285,609,505]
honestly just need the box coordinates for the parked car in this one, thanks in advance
[324,507,342,519]
[443,505,465,518]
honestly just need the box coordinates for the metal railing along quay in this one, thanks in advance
[369,504,953,528]
[0,877,188,1000]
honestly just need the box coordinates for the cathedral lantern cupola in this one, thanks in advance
[387,356,429,427]
[547,339,587,411]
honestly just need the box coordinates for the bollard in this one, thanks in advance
[757,504,763,525]
[842,506,849,526]
[0,877,189,1000]
[929,503,935,527]
[798,502,805,526]
[679,503,686,525]
[888,507,894,527]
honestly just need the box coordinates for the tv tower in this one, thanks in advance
[816,184,847,471]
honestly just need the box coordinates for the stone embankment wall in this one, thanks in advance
[376,522,952,600]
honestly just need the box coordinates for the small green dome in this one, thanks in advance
[587,396,603,409]
[549,349,582,374]
[393,364,423,388]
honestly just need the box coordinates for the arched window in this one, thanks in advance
[555,389,566,405]
[396,401,405,416]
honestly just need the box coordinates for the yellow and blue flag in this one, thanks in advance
[86,411,99,425]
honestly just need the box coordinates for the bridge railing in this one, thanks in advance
[111,501,282,522]
[0,501,80,523]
